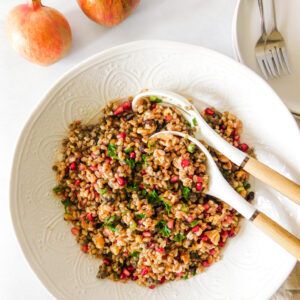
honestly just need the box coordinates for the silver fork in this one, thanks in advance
[265,0,291,76]
[255,0,272,79]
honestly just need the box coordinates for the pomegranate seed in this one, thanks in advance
[221,230,228,239]
[128,266,135,272]
[191,225,200,232]
[187,216,194,223]
[114,106,124,115]
[219,240,225,247]
[217,205,222,212]
[137,219,143,225]
[209,248,216,255]
[95,192,99,198]
[205,108,215,115]
[162,254,168,259]
[176,272,184,277]
[188,175,193,179]
[141,170,146,175]
[141,267,148,276]
[86,213,93,221]
[132,276,138,281]
[129,152,136,159]
[62,195,68,200]
[70,162,77,170]
[151,185,155,190]
[156,247,164,253]
[117,177,126,186]
[120,273,127,280]
[203,203,209,211]
[103,227,110,236]
[167,219,174,230]
[90,165,98,171]
[122,101,132,110]
[71,227,79,236]
[229,228,236,237]
[240,143,249,152]
[123,251,129,257]
[159,277,166,284]
[74,180,80,186]
[233,141,239,148]
[181,159,190,168]
[231,129,236,137]
[103,258,111,266]
[197,176,203,183]
[196,182,202,191]
[82,244,88,253]
[201,235,208,242]
[105,157,112,164]
[123,268,131,277]
[151,103,156,110]
[149,285,156,289]
[149,242,156,249]
[139,184,145,190]
[202,260,210,267]
[117,132,126,139]
[170,175,179,183]
[143,231,151,237]
[165,115,172,122]
[234,135,240,141]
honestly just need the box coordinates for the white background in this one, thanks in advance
[0,0,299,299]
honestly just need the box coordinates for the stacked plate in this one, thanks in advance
[232,0,300,118]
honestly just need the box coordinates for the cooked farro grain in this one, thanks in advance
[52,94,254,288]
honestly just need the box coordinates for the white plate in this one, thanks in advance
[10,40,300,300]
[232,0,300,116]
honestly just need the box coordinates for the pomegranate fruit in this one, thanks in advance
[77,0,140,26]
[5,0,72,66]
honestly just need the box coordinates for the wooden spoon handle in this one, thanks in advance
[251,210,300,261]
[243,157,300,205]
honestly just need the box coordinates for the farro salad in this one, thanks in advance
[52,94,254,288]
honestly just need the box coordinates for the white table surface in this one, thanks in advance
[0,1,299,299]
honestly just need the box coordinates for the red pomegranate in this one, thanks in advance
[77,0,140,26]
[5,0,72,66]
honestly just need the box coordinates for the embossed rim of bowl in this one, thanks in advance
[9,40,300,300]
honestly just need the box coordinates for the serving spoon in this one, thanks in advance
[151,131,300,261]
[133,90,300,205]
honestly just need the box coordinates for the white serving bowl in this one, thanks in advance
[10,40,300,300]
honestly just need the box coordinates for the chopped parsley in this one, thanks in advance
[147,190,164,205]
[129,251,140,257]
[182,186,190,201]
[99,189,107,195]
[189,220,198,227]
[126,181,139,192]
[187,143,195,153]
[61,198,71,213]
[187,121,191,127]
[164,202,172,215]
[108,143,119,160]
[181,275,188,280]
[157,220,171,237]
[53,185,64,193]
[174,234,186,243]
[147,141,156,151]
[125,158,135,169]
[182,202,188,212]
[136,213,146,219]
[103,215,118,232]
[149,95,163,103]
[142,154,148,165]
[192,118,198,126]
[236,186,245,192]
[124,148,133,153]
[244,183,251,190]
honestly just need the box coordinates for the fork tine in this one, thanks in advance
[256,56,269,79]
[265,50,278,77]
[275,47,286,74]
[271,48,281,75]
[280,47,291,73]
[263,57,273,78]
